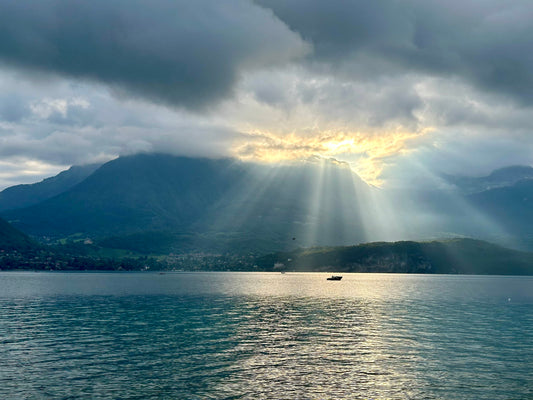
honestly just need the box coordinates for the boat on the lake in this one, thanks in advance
[327,275,342,281]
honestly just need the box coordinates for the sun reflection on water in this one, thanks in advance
[1,272,532,399]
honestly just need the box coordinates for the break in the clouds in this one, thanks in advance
[0,0,533,188]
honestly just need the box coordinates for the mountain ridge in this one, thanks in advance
[255,238,533,275]
[0,163,101,212]
[443,165,533,194]
[1,153,372,253]
[3,155,533,254]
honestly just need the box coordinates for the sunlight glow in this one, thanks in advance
[232,128,430,186]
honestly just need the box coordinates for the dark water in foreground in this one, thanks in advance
[0,272,532,399]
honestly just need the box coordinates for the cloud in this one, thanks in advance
[1,0,533,190]
[0,93,28,123]
[222,66,425,134]
[29,97,90,123]
[258,0,533,104]
[0,158,69,189]
[0,0,309,110]
[0,71,243,190]
[232,128,424,185]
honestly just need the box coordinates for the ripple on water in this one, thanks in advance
[0,273,532,399]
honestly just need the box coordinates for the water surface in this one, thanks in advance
[1,272,532,399]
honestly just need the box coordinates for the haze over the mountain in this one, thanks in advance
[1,153,373,253]
[2,153,532,254]
[469,179,533,238]
[443,166,533,195]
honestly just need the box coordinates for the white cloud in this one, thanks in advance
[29,97,90,119]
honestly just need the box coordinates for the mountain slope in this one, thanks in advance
[0,217,36,251]
[3,154,246,237]
[468,179,533,247]
[4,155,533,254]
[0,163,101,212]
[444,165,533,194]
[256,238,533,275]
[1,154,373,253]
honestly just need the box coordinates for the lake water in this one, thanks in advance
[0,272,532,399]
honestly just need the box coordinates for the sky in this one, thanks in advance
[1,0,533,189]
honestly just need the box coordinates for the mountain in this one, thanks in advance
[443,165,533,195]
[2,154,245,235]
[0,217,36,251]
[5,154,533,255]
[0,163,101,212]
[255,238,533,275]
[376,165,533,250]
[468,178,533,248]
[2,154,373,253]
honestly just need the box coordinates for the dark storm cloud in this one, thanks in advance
[258,0,533,103]
[0,0,308,109]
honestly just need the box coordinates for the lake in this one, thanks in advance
[0,272,532,399]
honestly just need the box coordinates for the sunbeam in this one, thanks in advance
[374,157,513,246]
[190,156,375,253]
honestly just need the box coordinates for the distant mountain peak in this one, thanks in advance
[488,165,533,179]
[443,165,533,194]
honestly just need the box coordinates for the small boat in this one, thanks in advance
[327,275,342,281]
